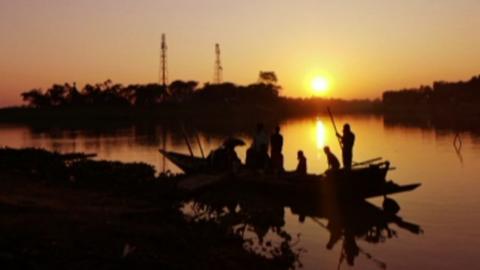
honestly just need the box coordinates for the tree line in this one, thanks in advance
[21,79,280,109]
[382,75,480,113]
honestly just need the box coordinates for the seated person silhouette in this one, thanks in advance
[296,150,307,176]
[323,146,340,172]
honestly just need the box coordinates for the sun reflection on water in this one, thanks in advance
[315,119,327,149]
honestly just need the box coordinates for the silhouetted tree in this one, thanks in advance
[64,83,84,106]
[193,82,239,103]
[127,84,165,107]
[382,75,480,113]
[169,80,198,102]
[258,71,278,85]
[46,84,68,106]
[21,89,51,108]
[20,78,285,109]
[246,83,280,101]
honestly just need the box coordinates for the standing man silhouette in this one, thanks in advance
[337,124,355,169]
[248,123,269,170]
[270,125,284,172]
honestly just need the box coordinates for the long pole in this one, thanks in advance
[181,125,194,157]
[162,127,167,173]
[194,132,205,158]
[327,107,343,149]
[352,157,382,167]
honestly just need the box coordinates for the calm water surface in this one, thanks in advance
[1,115,479,269]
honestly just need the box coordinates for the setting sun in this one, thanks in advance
[312,77,329,94]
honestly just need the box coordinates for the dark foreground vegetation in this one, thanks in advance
[0,147,300,269]
[0,148,423,269]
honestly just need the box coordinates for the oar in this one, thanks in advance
[352,157,382,167]
[327,107,343,149]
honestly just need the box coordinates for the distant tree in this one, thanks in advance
[169,80,198,102]
[106,84,130,106]
[45,84,68,106]
[19,77,286,110]
[258,71,278,85]
[81,83,101,105]
[194,82,239,103]
[128,84,164,107]
[245,83,280,102]
[382,74,480,111]
[64,83,84,106]
[21,89,50,108]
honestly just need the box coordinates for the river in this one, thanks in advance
[1,114,479,269]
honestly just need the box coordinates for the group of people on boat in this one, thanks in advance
[246,123,287,173]
[244,122,355,175]
[207,138,242,172]
[324,124,355,171]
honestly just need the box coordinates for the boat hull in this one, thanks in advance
[159,150,208,173]
[160,149,421,199]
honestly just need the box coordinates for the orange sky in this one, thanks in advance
[1,0,480,107]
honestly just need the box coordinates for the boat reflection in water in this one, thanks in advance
[184,182,423,269]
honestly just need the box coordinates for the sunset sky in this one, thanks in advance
[1,0,479,107]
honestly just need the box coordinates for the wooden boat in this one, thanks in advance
[159,149,421,199]
[184,172,421,201]
[206,168,420,200]
[159,150,208,174]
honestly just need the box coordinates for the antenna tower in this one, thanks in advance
[160,33,168,87]
[214,43,223,84]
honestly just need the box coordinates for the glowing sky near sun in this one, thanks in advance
[1,0,480,106]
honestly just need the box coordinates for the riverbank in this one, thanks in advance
[0,148,296,269]
[3,101,479,135]
[0,97,381,125]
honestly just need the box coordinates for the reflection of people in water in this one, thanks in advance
[323,146,340,171]
[320,199,423,268]
[270,125,284,173]
[252,205,285,243]
[326,220,342,250]
[343,231,360,266]
[296,150,307,175]
[336,124,355,169]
